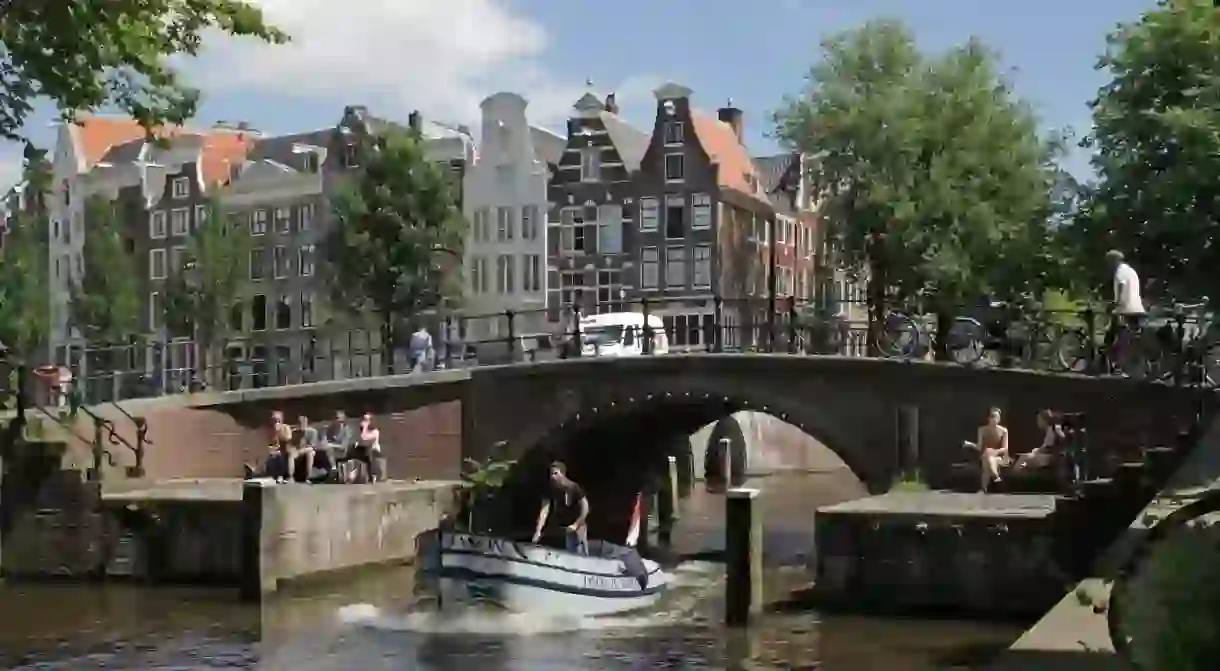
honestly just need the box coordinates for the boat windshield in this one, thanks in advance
[583,325,624,345]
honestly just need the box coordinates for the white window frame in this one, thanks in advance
[170,245,186,274]
[692,193,712,230]
[275,207,292,234]
[148,292,161,330]
[251,209,268,236]
[194,204,209,228]
[597,203,623,254]
[250,248,265,281]
[639,197,659,232]
[171,177,190,199]
[300,292,315,327]
[694,244,712,289]
[298,203,314,231]
[521,205,536,241]
[149,248,166,280]
[641,247,659,290]
[497,206,513,241]
[496,254,515,294]
[665,246,687,288]
[150,211,167,239]
[170,208,189,236]
[560,207,585,253]
[524,254,542,292]
[298,244,314,276]
[664,153,684,181]
[663,121,684,145]
[273,245,289,279]
[580,148,600,182]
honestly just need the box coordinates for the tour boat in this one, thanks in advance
[415,494,670,616]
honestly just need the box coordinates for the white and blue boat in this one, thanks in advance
[415,498,670,616]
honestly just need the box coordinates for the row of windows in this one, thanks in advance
[470,205,541,243]
[639,245,713,290]
[148,291,316,333]
[150,204,210,239]
[469,253,543,294]
[147,244,315,280]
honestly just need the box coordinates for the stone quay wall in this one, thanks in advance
[812,492,1065,617]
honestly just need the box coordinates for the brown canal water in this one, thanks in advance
[0,472,1025,670]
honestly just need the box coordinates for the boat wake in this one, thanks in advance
[335,561,723,636]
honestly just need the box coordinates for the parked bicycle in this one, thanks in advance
[876,299,1088,369]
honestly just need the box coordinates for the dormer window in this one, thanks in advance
[303,152,320,173]
[663,122,684,145]
[342,144,360,168]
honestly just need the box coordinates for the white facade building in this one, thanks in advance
[462,92,564,349]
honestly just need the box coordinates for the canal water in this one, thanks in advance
[0,472,1024,670]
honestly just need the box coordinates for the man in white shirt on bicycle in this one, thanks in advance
[1107,249,1146,372]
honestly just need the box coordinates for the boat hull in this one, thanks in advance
[417,530,669,616]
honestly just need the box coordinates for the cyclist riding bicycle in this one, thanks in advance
[1106,249,1147,372]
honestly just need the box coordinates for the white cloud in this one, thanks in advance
[196,0,655,131]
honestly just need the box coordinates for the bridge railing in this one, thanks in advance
[18,295,1219,403]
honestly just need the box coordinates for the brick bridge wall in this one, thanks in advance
[26,356,1211,493]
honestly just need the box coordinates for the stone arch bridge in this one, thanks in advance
[70,355,1211,503]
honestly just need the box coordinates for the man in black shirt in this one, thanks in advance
[531,461,590,554]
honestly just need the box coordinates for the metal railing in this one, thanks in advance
[1,350,151,482]
[25,295,1220,405]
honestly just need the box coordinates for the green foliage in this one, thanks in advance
[772,19,1064,310]
[1076,0,1220,305]
[322,128,465,330]
[0,147,52,356]
[0,0,287,144]
[889,470,928,492]
[1118,522,1220,671]
[68,197,141,344]
[162,201,252,346]
[460,455,517,532]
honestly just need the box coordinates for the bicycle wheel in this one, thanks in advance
[875,311,920,358]
[946,317,986,364]
[1052,328,1091,373]
[1107,491,1220,668]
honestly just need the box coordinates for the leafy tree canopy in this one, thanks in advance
[0,145,51,355]
[1078,0,1220,305]
[0,0,287,144]
[69,196,141,344]
[323,127,465,329]
[772,19,1064,310]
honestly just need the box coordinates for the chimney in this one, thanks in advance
[408,111,422,133]
[604,92,619,114]
[718,99,744,143]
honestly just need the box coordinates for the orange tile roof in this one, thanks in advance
[70,114,253,187]
[199,129,256,188]
[689,111,771,209]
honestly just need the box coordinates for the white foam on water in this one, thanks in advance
[335,560,726,637]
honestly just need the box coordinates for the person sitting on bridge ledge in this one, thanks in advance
[532,461,590,555]
[1015,409,1065,471]
[244,410,294,481]
[962,407,1010,492]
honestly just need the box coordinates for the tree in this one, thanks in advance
[67,196,142,400]
[0,145,51,356]
[162,201,252,385]
[69,196,142,345]
[772,20,1064,355]
[322,127,465,372]
[0,0,287,145]
[1076,0,1220,305]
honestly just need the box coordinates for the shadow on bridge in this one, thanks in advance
[489,390,866,544]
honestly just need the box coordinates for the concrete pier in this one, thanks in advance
[725,487,763,626]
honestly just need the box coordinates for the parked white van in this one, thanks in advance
[579,312,669,357]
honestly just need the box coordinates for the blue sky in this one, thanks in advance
[2,0,1157,185]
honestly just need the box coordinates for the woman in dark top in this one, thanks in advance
[1016,409,1065,470]
[531,461,590,554]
